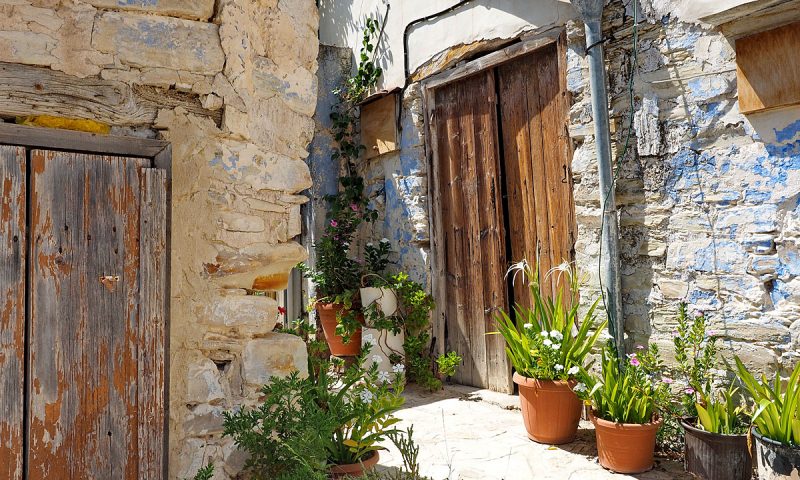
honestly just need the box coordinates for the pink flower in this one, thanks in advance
[662,377,674,384]
[672,330,679,338]
[330,220,338,227]
[685,387,695,394]
[350,203,359,212]
[629,356,641,367]
[693,310,704,319]
[635,344,645,350]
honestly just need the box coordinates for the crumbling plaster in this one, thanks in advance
[317,0,800,378]
[0,0,319,477]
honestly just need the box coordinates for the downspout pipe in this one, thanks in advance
[570,0,625,359]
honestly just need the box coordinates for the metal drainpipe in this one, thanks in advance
[570,0,625,359]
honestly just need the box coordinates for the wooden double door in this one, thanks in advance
[0,143,168,479]
[431,41,576,392]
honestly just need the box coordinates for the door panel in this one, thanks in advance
[27,150,146,479]
[0,145,26,480]
[435,71,511,392]
[498,43,576,306]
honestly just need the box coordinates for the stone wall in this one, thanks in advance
[0,0,318,477]
[565,0,800,374]
[317,0,800,378]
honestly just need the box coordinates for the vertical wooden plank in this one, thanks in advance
[474,72,512,393]
[0,145,25,480]
[457,73,489,388]
[138,168,167,479]
[498,57,539,310]
[435,82,474,386]
[28,150,144,480]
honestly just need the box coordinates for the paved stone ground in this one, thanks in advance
[378,384,692,480]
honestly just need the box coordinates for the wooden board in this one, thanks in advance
[498,41,576,305]
[434,71,512,392]
[361,94,399,159]
[0,61,220,126]
[0,145,26,480]
[137,168,168,478]
[736,21,800,113]
[27,150,146,479]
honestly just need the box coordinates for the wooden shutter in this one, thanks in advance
[497,41,576,304]
[0,145,26,480]
[434,71,512,392]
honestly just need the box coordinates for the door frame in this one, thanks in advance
[0,122,172,479]
[421,27,573,382]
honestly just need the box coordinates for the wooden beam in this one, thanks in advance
[0,123,168,158]
[0,62,221,127]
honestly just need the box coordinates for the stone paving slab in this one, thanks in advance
[378,384,692,480]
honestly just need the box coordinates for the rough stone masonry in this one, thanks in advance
[0,0,318,477]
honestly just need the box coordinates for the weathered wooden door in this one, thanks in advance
[0,145,168,479]
[430,39,575,393]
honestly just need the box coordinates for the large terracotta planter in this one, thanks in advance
[513,373,582,444]
[316,303,362,357]
[681,417,752,480]
[752,426,800,479]
[590,411,662,474]
[328,451,380,479]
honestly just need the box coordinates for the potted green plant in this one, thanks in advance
[735,356,800,479]
[672,304,752,480]
[494,261,606,444]
[222,350,405,479]
[580,343,667,473]
[301,176,377,356]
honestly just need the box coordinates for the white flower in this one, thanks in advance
[540,331,549,338]
[363,334,377,346]
[367,242,374,247]
[554,364,564,371]
[550,330,563,341]
[574,383,587,393]
[505,259,529,286]
[523,323,533,330]
[568,366,579,376]
[371,355,383,365]
[542,339,553,347]
[377,371,390,383]
[552,344,561,351]
[392,363,405,374]
[380,238,390,243]
[359,390,374,403]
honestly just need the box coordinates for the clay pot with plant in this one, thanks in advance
[494,260,606,445]
[299,175,379,357]
[735,356,800,480]
[671,303,753,480]
[578,344,668,474]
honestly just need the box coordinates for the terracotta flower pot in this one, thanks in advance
[316,303,362,357]
[328,451,380,479]
[752,426,800,479]
[590,410,662,474]
[681,417,752,480]
[513,372,582,444]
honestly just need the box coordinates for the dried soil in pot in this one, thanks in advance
[513,372,582,445]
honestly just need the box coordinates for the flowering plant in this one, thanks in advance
[579,343,670,424]
[493,260,606,381]
[672,302,719,416]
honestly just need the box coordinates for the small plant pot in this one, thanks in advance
[316,303,362,357]
[513,373,582,444]
[359,287,398,316]
[590,411,662,474]
[328,451,380,479]
[752,426,800,479]
[680,417,752,480]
